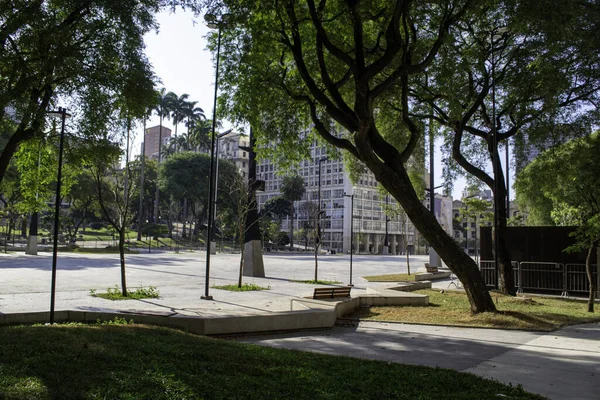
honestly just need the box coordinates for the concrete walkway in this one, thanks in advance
[238,321,600,400]
[1,251,598,399]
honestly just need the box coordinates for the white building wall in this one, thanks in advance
[255,140,420,254]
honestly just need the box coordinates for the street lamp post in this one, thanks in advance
[203,13,229,300]
[46,107,71,324]
[314,156,328,281]
[344,193,354,286]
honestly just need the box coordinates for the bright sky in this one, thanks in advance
[139,10,493,200]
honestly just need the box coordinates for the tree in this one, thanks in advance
[171,93,191,138]
[516,134,600,311]
[62,170,97,241]
[152,88,177,222]
[410,1,600,295]
[158,152,239,240]
[207,0,496,312]
[263,197,291,220]
[280,174,305,250]
[89,139,133,296]
[0,0,192,186]
[459,197,493,262]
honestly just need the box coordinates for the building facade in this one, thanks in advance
[217,131,250,176]
[144,125,172,160]
[255,140,453,255]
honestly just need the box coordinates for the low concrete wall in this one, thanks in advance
[0,284,430,335]
[415,272,452,281]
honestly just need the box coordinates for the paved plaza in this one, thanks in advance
[0,251,419,315]
[1,250,599,399]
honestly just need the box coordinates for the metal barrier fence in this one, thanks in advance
[479,260,519,290]
[479,260,599,296]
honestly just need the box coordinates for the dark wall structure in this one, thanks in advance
[480,226,587,263]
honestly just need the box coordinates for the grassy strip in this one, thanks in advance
[291,279,342,285]
[346,289,600,331]
[212,283,270,291]
[363,273,418,282]
[90,285,159,300]
[0,324,543,400]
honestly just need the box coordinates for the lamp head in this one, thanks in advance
[46,107,71,119]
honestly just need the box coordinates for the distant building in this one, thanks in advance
[144,125,171,160]
[217,131,250,176]
[253,133,450,255]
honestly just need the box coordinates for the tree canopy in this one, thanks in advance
[0,1,202,185]
[516,133,600,227]
[204,0,497,312]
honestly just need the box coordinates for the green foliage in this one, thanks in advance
[262,197,291,220]
[158,152,240,219]
[516,133,600,228]
[0,0,197,185]
[459,198,493,228]
[96,317,135,325]
[212,283,270,292]
[280,174,305,204]
[90,285,159,300]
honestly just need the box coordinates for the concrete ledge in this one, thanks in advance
[385,281,432,291]
[363,288,429,306]
[0,286,429,336]
[415,271,452,281]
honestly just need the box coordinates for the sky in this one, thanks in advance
[139,10,490,200]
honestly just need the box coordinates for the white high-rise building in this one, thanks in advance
[255,141,442,254]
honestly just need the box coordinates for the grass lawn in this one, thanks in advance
[212,283,270,291]
[90,285,159,300]
[346,289,600,331]
[0,324,544,400]
[363,273,418,282]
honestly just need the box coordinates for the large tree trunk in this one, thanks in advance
[374,162,496,313]
[494,172,516,295]
[452,128,516,295]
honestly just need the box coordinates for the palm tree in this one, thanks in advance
[184,106,207,151]
[180,104,205,238]
[153,89,177,222]
[174,135,189,152]
[160,139,177,160]
[171,94,191,137]
[189,118,213,153]
[281,175,306,251]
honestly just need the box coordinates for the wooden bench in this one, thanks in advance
[313,287,352,299]
[424,262,438,273]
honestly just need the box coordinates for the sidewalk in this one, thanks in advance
[238,321,600,400]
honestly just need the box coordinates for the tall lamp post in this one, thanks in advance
[203,13,229,300]
[46,107,70,324]
[491,26,507,290]
[344,193,354,286]
[314,156,328,281]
